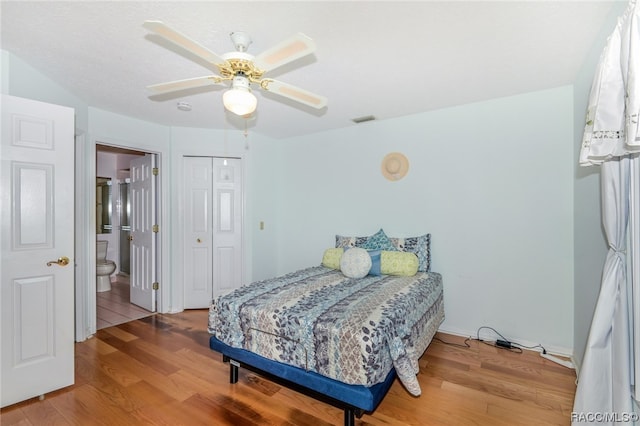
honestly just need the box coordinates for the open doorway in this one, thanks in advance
[95,144,156,329]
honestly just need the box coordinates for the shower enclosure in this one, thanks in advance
[119,180,131,275]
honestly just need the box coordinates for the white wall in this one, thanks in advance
[244,133,282,281]
[275,87,575,353]
[1,50,89,132]
[1,51,9,95]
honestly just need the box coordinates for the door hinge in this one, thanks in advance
[153,282,159,290]
[152,224,159,233]
[152,167,159,176]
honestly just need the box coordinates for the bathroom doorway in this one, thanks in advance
[95,144,155,329]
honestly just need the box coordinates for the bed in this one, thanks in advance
[208,230,444,425]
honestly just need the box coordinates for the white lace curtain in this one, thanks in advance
[579,0,638,166]
[574,1,639,424]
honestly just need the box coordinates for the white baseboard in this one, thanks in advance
[437,325,574,360]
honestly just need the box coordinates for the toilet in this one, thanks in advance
[96,240,116,292]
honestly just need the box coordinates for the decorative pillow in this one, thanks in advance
[381,251,419,276]
[322,248,344,269]
[388,234,431,272]
[336,235,367,248]
[360,228,397,251]
[336,230,431,272]
[368,250,382,276]
[340,247,372,278]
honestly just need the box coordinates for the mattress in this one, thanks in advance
[208,265,444,396]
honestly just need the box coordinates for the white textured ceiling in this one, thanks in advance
[1,1,620,139]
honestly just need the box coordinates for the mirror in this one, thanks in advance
[96,177,112,234]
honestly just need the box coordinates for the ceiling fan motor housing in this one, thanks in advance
[229,31,252,52]
[220,51,264,82]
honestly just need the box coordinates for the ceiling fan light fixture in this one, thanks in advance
[223,75,257,116]
[143,22,326,116]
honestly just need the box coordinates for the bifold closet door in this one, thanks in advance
[183,156,243,308]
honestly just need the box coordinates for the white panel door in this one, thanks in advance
[212,158,243,298]
[130,154,157,312]
[1,95,75,407]
[184,157,213,308]
[183,157,242,308]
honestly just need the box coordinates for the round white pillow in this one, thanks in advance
[340,247,372,278]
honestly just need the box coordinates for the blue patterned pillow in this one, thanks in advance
[389,234,431,272]
[361,229,397,251]
[336,235,367,248]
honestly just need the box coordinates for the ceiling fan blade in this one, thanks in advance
[260,79,327,109]
[253,33,316,73]
[143,20,227,66]
[147,75,226,94]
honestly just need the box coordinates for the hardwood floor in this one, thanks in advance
[1,310,577,425]
[97,275,154,330]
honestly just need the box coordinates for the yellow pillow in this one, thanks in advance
[381,251,419,276]
[322,248,344,269]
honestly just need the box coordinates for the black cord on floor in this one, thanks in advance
[434,326,548,355]
[433,336,471,348]
[476,325,508,342]
[511,341,547,354]
[474,326,548,354]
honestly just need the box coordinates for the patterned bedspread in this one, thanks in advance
[208,266,444,396]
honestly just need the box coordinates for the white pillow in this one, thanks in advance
[340,247,372,278]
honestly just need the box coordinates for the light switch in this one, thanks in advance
[260,221,264,230]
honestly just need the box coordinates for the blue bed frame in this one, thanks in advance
[209,336,396,426]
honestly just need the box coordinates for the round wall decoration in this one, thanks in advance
[381,152,409,181]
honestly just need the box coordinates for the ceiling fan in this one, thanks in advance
[142,20,328,116]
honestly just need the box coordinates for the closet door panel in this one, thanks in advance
[212,158,243,298]
[183,157,213,308]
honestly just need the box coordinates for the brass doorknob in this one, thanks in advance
[46,256,70,267]
[197,238,202,243]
